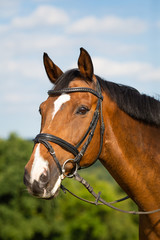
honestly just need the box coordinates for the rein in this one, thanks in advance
[33,79,160,215]
[61,173,160,215]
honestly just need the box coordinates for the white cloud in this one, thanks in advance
[0,57,45,82]
[6,59,44,79]
[93,57,160,82]
[0,25,9,33]
[0,0,21,18]
[0,5,69,33]
[68,16,148,35]
[86,39,146,56]
[11,5,69,28]
[4,93,38,104]
[1,33,71,55]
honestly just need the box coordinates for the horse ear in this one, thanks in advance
[43,53,63,84]
[78,48,94,80]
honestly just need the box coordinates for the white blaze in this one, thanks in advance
[30,144,49,183]
[31,144,64,198]
[30,93,70,195]
[52,94,70,120]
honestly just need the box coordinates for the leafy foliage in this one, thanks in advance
[0,133,138,240]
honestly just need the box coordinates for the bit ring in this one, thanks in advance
[62,159,78,178]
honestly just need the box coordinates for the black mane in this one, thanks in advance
[98,76,160,127]
[54,69,85,90]
[53,69,160,127]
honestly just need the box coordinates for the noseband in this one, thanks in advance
[34,80,105,177]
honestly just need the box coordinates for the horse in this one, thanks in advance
[24,48,160,239]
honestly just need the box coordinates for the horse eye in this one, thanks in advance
[76,106,89,115]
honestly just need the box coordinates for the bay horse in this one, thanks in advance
[24,48,160,239]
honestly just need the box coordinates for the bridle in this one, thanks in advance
[34,79,105,177]
[33,78,160,215]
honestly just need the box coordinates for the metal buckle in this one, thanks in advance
[62,159,79,178]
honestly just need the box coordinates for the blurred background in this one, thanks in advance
[0,0,160,239]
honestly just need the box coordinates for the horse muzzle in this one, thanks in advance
[23,168,63,199]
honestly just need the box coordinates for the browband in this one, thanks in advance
[48,87,103,100]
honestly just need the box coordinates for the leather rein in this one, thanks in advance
[34,80,160,215]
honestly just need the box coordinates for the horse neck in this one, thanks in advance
[99,93,160,208]
[99,94,160,239]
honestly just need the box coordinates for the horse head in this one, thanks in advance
[24,48,104,199]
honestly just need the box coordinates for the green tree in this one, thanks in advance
[0,134,138,240]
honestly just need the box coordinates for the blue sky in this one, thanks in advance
[0,0,160,138]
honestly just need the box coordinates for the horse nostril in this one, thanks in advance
[39,169,50,188]
[40,172,49,183]
[32,180,44,195]
[39,170,50,189]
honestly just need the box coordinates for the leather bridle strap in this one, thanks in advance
[34,134,79,157]
[48,87,103,100]
[34,136,63,174]
[33,80,104,176]
[61,173,160,215]
[33,80,160,215]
